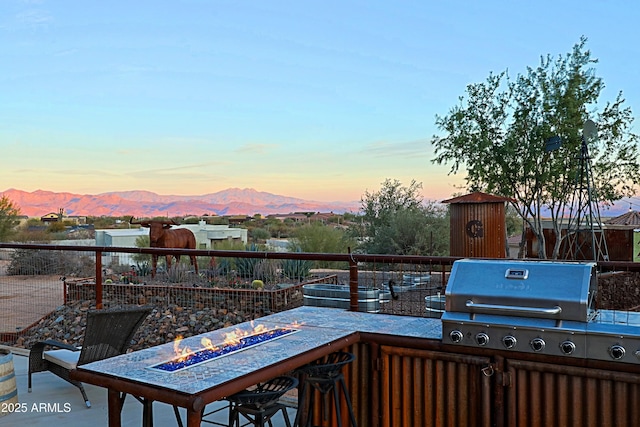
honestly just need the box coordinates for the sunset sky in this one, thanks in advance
[1,1,639,204]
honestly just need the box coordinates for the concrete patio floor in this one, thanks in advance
[2,348,296,426]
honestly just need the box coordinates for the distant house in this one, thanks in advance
[65,215,87,225]
[506,235,523,258]
[40,212,60,222]
[179,221,248,249]
[266,238,291,252]
[267,212,339,223]
[267,213,309,222]
[309,212,339,223]
[15,215,29,226]
[95,228,149,248]
[39,209,85,224]
[223,215,253,225]
[94,228,149,267]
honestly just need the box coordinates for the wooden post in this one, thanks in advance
[96,250,103,309]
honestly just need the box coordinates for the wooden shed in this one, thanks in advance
[525,211,640,261]
[604,210,640,262]
[442,191,512,258]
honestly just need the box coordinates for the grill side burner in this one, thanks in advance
[442,259,640,364]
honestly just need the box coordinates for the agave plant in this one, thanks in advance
[281,246,312,282]
[213,258,233,276]
[234,243,263,279]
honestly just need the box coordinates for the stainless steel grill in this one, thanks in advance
[442,259,640,364]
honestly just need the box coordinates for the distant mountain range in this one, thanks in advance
[2,187,635,219]
[0,188,361,218]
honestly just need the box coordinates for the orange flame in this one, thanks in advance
[171,320,303,362]
[173,335,192,362]
[200,337,218,351]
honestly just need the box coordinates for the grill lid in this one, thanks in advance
[444,259,597,322]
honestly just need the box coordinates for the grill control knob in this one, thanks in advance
[530,338,546,352]
[475,333,490,346]
[449,330,464,343]
[560,340,576,355]
[609,345,626,360]
[502,335,517,349]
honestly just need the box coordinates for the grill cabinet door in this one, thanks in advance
[505,358,640,427]
[380,346,493,427]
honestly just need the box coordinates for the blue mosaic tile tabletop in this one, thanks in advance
[80,307,441,395]
[266,306,442,339]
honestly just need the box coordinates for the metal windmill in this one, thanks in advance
[563,120,609,261]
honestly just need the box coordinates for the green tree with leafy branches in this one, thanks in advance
[355,179,449,255]
[0,195,20,242]
[432,37,640,259]
[291,222,354,268]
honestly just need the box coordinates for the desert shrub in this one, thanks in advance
[73,255,97,276]
[7,249,95,276]
[292,222,354,269]
[133,261,152,277]
[250,227,270,242]
[162,263,191,283]
[252,259,279,283]
[47,222,66,233]
[132,235,151,264]
[6,249,56,275]
[210,258,233,276]
[11,229,52,243]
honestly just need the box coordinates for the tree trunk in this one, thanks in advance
[517,229,527,258]
[550,228,563,260]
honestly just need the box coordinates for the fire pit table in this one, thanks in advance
[70,306,440,427]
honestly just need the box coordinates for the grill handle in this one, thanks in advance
[465,300,562,316]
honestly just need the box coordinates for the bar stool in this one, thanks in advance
[226,375,298,427]
[294,351,357,427]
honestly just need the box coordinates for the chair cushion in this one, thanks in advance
[43,349,81,370]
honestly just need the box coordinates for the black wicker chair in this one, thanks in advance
[28,306,151,408]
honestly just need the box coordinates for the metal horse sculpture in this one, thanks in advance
[129,217,198,278]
